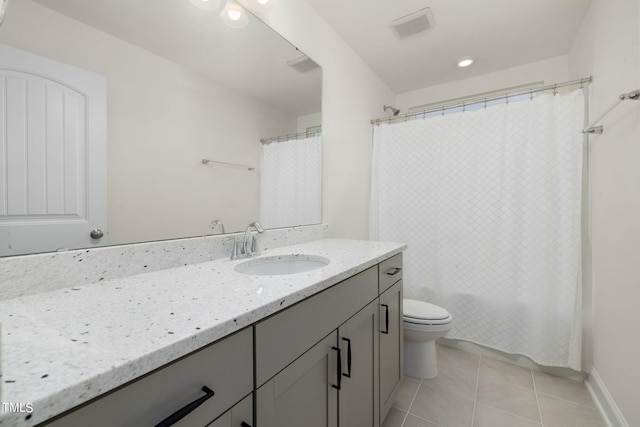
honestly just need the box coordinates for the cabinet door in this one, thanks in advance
[256,331,338,427]
[379,280,403,422]
[207,393,253,427]
[338,300,379,427]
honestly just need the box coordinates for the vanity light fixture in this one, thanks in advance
[189,0,221,11]
[220,0,248,28]
[457,57,474,68]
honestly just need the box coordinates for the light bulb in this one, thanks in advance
[247,0,276,13]
[220,0,248,28]
[227,8,241,21]
[190,0,221,12]
[457,58,474,68]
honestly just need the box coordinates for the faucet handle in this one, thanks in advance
[250,235,261,256]
[228,238,241,260]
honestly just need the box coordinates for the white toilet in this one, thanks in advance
[403,298,453,379]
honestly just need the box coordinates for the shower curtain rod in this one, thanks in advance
[371,77,593,125]
[260,130,322,144]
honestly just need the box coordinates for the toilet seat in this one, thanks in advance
[403,299,452,325]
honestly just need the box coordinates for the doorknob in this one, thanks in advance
[90,229,104,239]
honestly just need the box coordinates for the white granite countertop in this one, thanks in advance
[0,238,405,426]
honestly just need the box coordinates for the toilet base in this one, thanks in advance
[403,340,438,379]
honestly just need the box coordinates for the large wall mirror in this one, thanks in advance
[0,0,322,257]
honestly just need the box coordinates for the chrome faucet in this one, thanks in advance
[241,222,264,257]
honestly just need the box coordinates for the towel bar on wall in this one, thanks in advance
[201,158,255,171]
[583,89,640,134]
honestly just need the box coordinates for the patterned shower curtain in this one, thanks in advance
[260,135,322,229]
[370,90,585,369]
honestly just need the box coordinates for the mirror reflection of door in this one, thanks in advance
[0,44,107,256]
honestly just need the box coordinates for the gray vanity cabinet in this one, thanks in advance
[44,327,253,427]
[378,253,404,422]
[40,253,404,427]
[255,266,379,427]
[338,300,380,427]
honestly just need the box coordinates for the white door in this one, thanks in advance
[0,44,106,256]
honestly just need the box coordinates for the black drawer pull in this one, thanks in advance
[155,386,215,427]
[381,304,390,334]
[342,338,352,378]
[386,267,402,276]
[331,346,342,390]
[241,423,252,427]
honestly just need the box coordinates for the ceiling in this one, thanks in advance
[306,0,592,93]
[31,0,322,116]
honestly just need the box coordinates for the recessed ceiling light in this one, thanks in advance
[457,58,474,68]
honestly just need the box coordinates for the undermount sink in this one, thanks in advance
[235,255,330,276]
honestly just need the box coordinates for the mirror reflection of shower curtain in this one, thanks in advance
[371,89,585,370]
[260,135,322,229]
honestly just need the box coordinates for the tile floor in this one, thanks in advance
[383,345,606,427]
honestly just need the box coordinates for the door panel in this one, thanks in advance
[380,280,403,422]
[339,300,379,427]
[257,331,338,427]
[0,44,106,256]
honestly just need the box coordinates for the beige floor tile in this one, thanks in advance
[538,393,605,427]
[476,377,540,422]
[473,403,542,427]
[421,362,478,401]
[437,345,481,370]
[393,376,421,411]
[532,370,595,407]
[382,407,407,427]
[409,384,475,427]
[479,356,534,389]
[403,413,441,427]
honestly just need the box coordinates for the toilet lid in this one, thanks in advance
[404,299,450,321]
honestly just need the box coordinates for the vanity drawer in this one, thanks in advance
[379,253,403,293]
[45,327,253,427]
[255,266,378,387]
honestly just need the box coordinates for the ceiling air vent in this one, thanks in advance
[390,7,435,39]
[287,55,320,73]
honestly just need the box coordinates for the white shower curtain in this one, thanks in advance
[371,90,585,370]
[260,135,322,229]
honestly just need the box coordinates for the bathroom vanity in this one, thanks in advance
[0,238,405,427]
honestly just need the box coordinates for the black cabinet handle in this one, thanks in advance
[331,346,342,390]
[155,386,215,427]
[386,267,402,276]
[381,304,390,334]
[241,423,252,427]
[342,338,352,378]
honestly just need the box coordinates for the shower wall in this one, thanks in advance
[569,0,640,425]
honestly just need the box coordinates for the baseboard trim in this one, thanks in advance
[585,368,629,427]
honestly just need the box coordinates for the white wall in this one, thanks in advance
[397,55,569,110]
[297,112,322,133]
[0,0,296,245]
[569,0,640,425]
[255,0,396,239]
